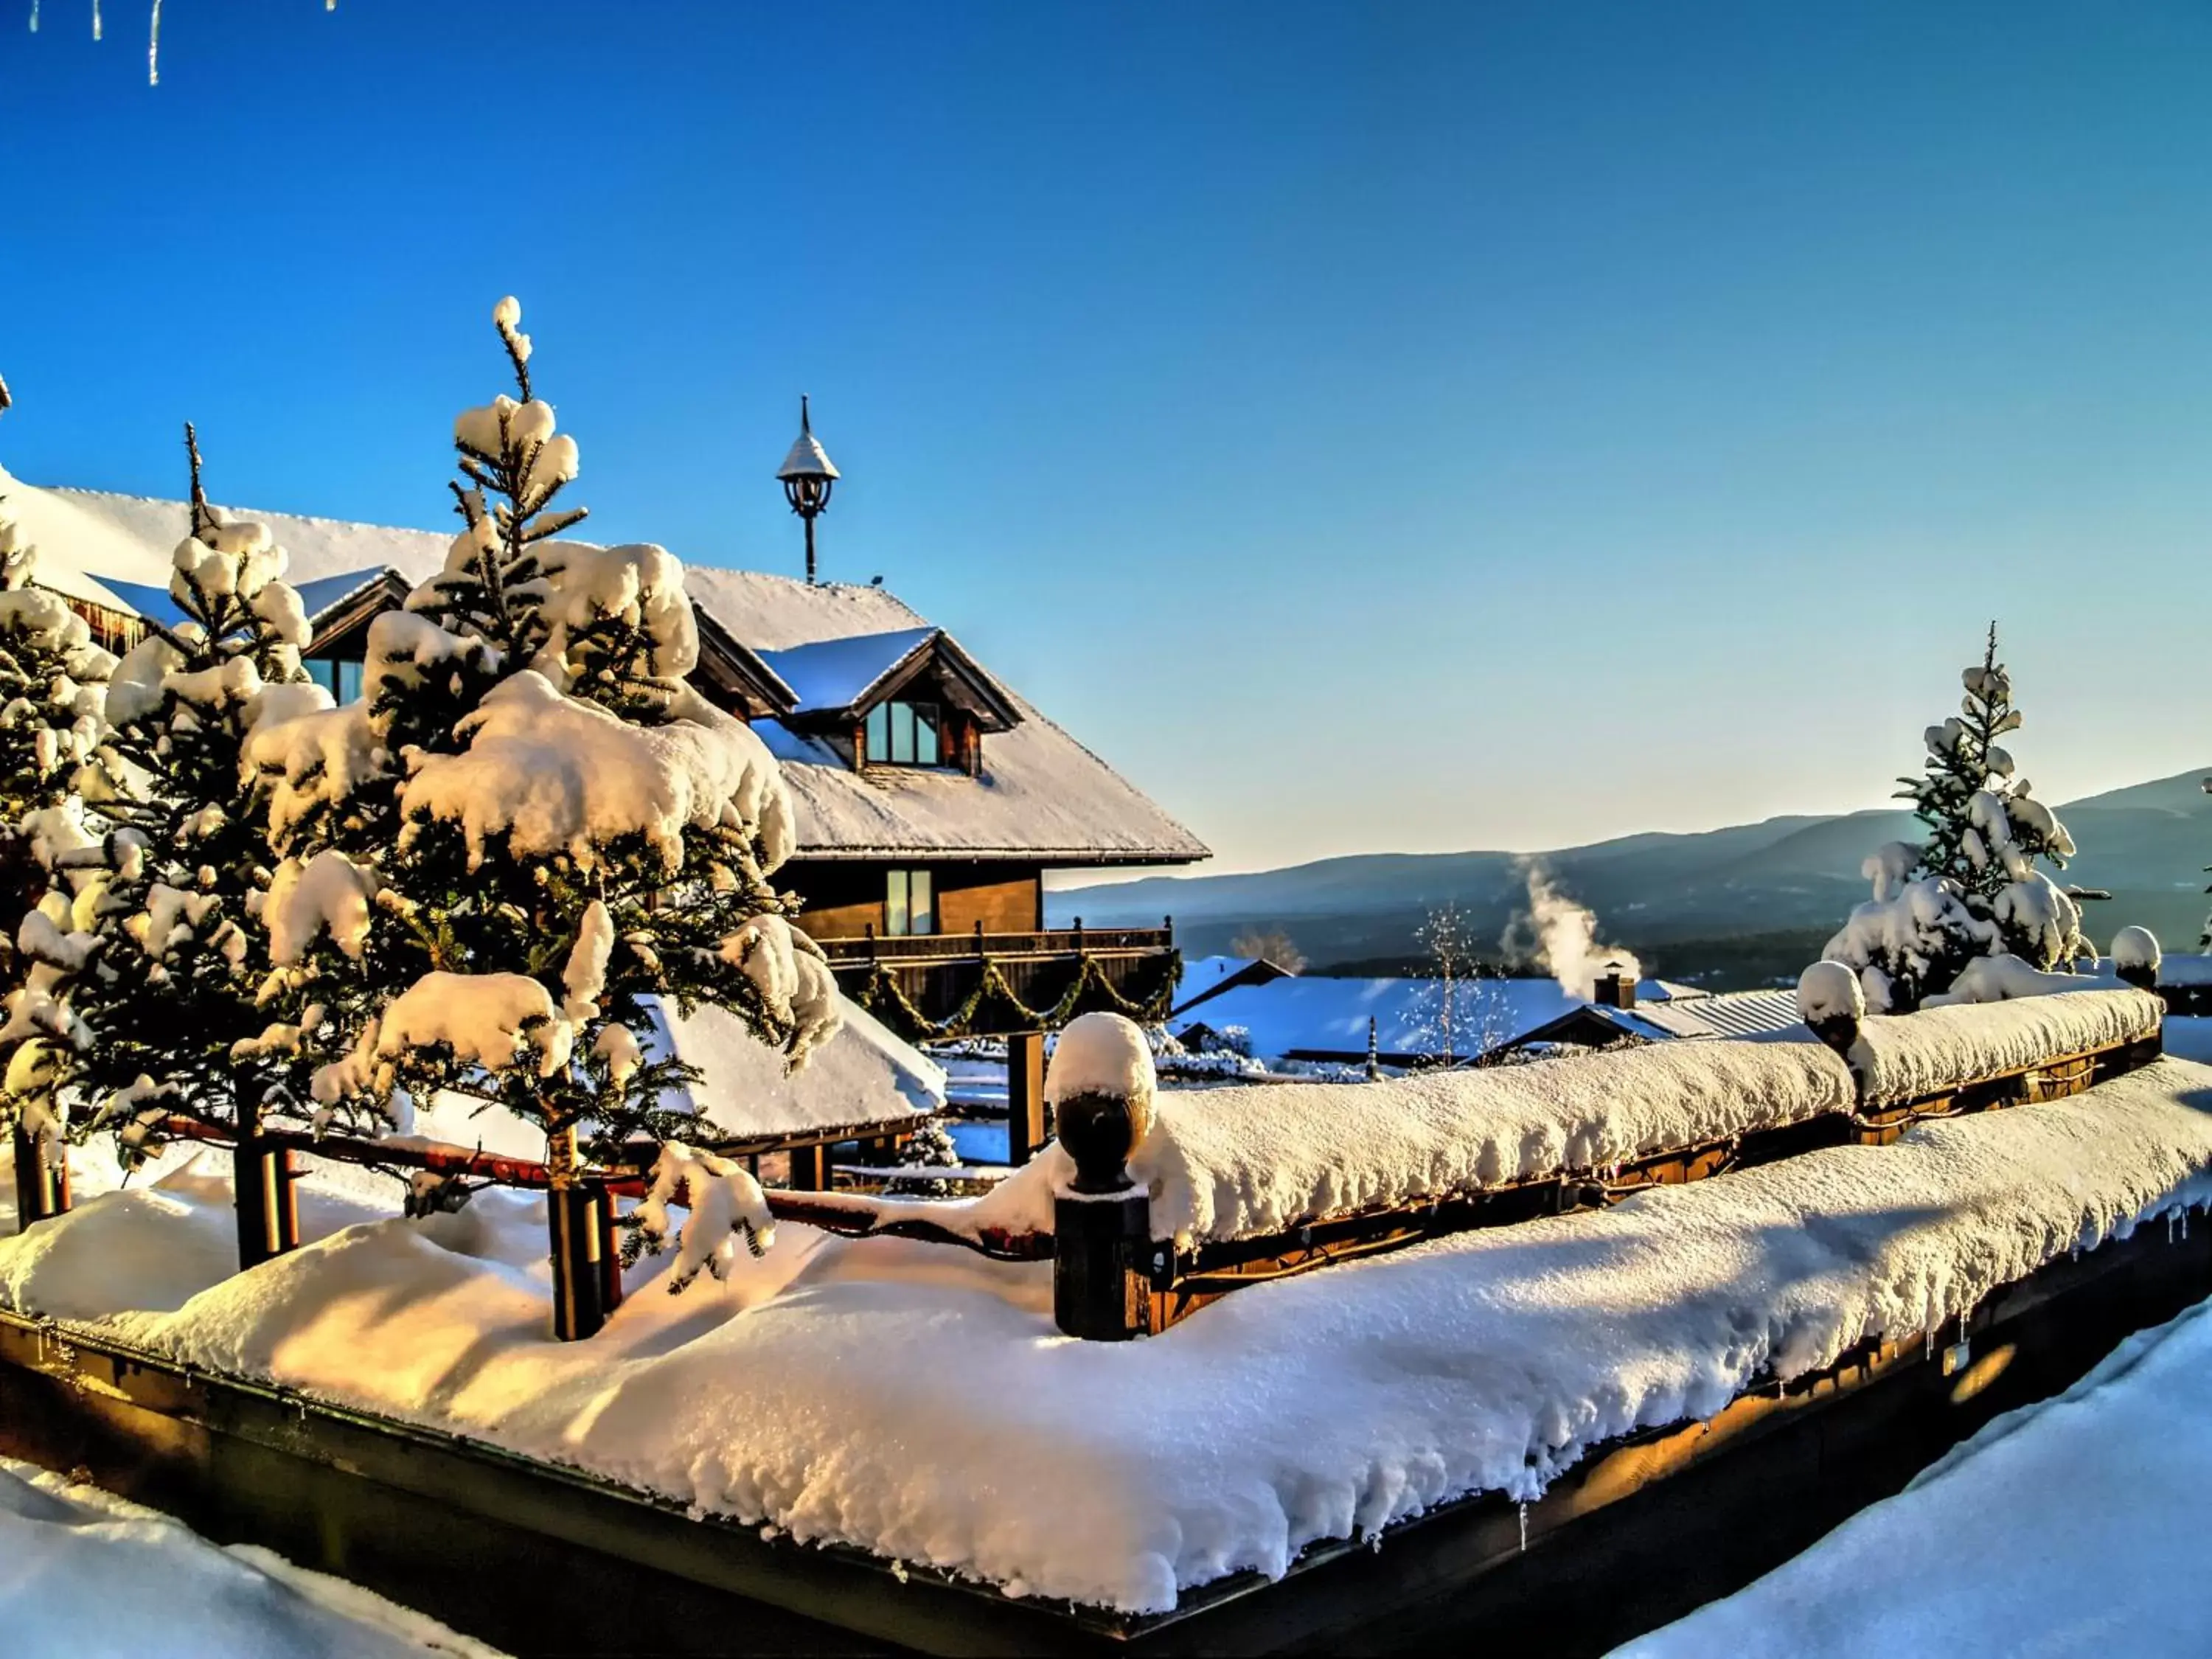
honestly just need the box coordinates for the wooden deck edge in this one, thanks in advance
[2,1208,2207,1655]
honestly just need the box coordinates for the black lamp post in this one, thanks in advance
[777,394,840,586]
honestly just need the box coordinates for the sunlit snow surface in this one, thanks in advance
[1620,1293,2212,1656]
[3,1046,2210,1615]
[0,1454,503,1658]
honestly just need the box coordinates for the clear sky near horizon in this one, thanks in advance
[2,1,2208,877]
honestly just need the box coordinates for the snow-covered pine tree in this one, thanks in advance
[1824,626,2088,1009]
[23,428,327,1192]
[251,298,840,1337]
[0,481,116,1218]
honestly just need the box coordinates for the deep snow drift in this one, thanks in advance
[4,1052,2211,1613]
[1620,1293,2212,1656]
[0,1454,502,1658]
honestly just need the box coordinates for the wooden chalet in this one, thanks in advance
[1,448,1207,1169]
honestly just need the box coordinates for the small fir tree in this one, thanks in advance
[18,428,323,1160]
[254,299,839,1245]
[1826,627,2088,1008]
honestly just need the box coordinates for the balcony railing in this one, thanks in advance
[815,925,1171,966]
[813,923,1178,1039]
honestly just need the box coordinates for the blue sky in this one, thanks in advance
[3,1,2209,874]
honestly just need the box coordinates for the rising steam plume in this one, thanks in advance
[1503,860,1642,998]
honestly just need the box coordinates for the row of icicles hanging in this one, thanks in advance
[29,0,334,86]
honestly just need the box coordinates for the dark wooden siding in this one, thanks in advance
[784,861,1043,942]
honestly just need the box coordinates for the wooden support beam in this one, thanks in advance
[786,1143,829,1192]
[1007,1032,1046,1166]
[10,1122,69,1232]
[232,1105,299,1270]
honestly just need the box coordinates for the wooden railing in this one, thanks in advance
[813,925,1172,965]
[15,998,2158,1345]
[814,922,1179,1038]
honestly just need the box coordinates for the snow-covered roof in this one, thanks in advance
[400,995,942,1160]
[87,574,190,629]
[1172,975,1601,1059]
[1604,989,1807,1043]
[643,995,943,1141]
[757,626,940,714]
[292,568,398,627]
[3,467,1208,867]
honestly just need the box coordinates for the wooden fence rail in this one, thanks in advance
[7,1003,2165,1343]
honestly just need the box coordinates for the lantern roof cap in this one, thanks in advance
[776,395,840,482]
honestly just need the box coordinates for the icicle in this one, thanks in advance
[28,0,38,34]
[146,0,157,84]
[1517,1500,1529,1554]
[89,0,98,41]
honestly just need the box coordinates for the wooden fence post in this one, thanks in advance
[1051,1080,1152,1340]
[594,1178,625,1318]
[1007,1032,1046,1166]
[233,1102,299,1270]
[10,1120,69,1232]
[546,1125,608,1342]
[786,1142,828,1191]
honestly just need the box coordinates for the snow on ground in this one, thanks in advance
[0,1453,502,1658]
[4,1055,2211,1614]
[1619,1292,2212,1657]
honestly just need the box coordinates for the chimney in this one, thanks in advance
[1591,963,1636,1009]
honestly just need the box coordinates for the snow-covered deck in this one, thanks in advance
[4,1040,2209,1615]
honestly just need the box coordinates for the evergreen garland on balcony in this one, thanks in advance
[856,947,1180,1040]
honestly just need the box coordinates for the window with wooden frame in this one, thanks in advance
[865,699,942,767]
[304,657,366,703]
[884,869,936,936]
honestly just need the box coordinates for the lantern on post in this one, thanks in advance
[777,394,840,586]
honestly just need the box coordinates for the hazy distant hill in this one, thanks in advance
[1054,768,2212,984]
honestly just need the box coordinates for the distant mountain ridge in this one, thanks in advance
[1054,768,2212,978]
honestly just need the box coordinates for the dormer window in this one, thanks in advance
[866,699,941,768]
[754,626,1021,781]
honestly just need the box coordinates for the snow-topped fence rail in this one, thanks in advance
[1019,989,2166,1339]
[7,989,2165,1343]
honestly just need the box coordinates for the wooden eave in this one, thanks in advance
[692,609,799,720]
[305,571,413,658]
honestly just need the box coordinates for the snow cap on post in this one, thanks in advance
[1046,1012,1156,1194]
[2112,926,2162,992]
[1798,960,1865,1057]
